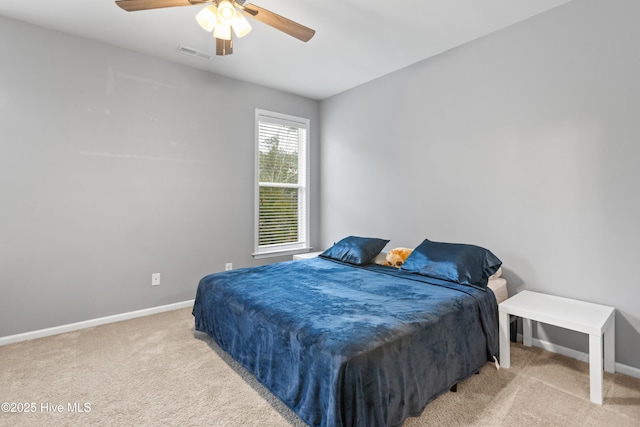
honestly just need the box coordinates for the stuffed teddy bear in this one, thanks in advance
[377,247,413,268]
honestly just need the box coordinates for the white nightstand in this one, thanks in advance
[293,251,323,260]
[499,290,615,404]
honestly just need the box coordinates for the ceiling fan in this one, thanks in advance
[115,0,315,56]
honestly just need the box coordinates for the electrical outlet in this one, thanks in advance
[152,273,161,286]
[225,263,233,271]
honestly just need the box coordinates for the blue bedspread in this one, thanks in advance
[193,257,498,427]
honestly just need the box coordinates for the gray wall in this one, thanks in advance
[0,16,320,336]
[320,0,640,370]
[3,0,639,372]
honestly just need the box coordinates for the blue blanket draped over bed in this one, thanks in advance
[193,257,498,427]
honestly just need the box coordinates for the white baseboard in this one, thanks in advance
[0,300,194,347]
[531,337,640,380]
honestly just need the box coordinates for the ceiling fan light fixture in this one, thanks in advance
[116,0,316,56]
[217,1,236,25]
[232,11,252,38]
[213,23,232,41]
[195,5,218,32]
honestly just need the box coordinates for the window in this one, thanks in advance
[254,109,310,257]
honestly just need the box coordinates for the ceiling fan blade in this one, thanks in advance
[216,37,233,56]
[241,3,315,42]
[115,0,207,12]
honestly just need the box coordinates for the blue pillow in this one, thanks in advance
[319,236,389,266]
[401,239,502,288]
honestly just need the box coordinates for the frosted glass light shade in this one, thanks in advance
[196,5,218,32]
[217,1,236,25]
[213,23,232,41]
[232,11,252,38]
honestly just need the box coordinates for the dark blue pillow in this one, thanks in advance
[401,239,502,288]
[319,236,389,266]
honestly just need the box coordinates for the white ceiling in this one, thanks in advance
[0,0,572,100]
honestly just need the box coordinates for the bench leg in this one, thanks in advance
[589,333,604,404]
[604,316,615,373]
[523,318,532,347]
[499,311,511,368]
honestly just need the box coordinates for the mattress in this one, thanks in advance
[488,277,508,304]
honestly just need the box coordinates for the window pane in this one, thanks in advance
[258,121,300,185]
[259,186,299,246]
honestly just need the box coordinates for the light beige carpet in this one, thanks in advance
[1,307,639,427]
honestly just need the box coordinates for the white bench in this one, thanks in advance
[498,290,615,404]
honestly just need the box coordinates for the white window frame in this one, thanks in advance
[253,109,310,258]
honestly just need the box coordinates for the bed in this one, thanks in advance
[193,237,502,427]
